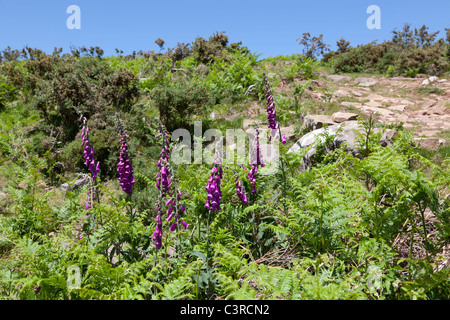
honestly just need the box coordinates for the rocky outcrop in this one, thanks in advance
[60,176,89,192]
[300,115,337,132]
[288,121,399,170]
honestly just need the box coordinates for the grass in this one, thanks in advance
[416,86,445,96]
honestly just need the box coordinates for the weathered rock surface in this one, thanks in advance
[288,121,399,170]
[60,176,89,192]
[332,112,358,123]
[413,137,445,151]
[327,75,352,82]
[301,115,337,132]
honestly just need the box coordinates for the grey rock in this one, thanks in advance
[301,114,337,132]
[379,129,399,147]
[60,183,71,192]
[355,77,379,87]
[60,176,89,192]
[413,137,444,151]
[332,112,358,123]
[288,121,398,170]
[327,75,352,82]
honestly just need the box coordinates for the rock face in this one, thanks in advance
[60,176,89,192]
[288,121,398,170]
[332,112,358,123]
[301,115,337,132]
[355,77,379,87]
[327,75,352,82]
[413,137,444,151]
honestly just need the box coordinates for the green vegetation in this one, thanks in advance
[0,28,449,301]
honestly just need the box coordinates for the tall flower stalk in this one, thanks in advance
[263,72,288,210]
[117,115,135,197]
[153,120,188,254]
[80,116,100,215]
[116,115,136,222]
[248,127,265,195]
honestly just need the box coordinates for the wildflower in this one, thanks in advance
[248,127,265,195]
[117,122,135,195]
[281,134,287,145]
[263,73,279,134]
[235,179,247,204]
[152,209,163,250]
[205,153,223,212]
[81,119,100,181]
[80,117,100,213]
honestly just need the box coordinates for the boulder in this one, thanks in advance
[332,112,358,123]
[341,101,363,109]
[361,105,394,117]
[60,176,89,192]
[379,129,399,147]
[387,105,407,112]
[413,137,444,151]
[355,77,379,87]
[280,125,296,142]
[327,75,352,82]
[301,114,337,132]
[288,121,398,170]
[429,76,439,83]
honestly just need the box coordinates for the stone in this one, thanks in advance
[379,129,399,147]
[301,115,337,132]
[288,121,398,170]
[60,176,89,192]
[341,101,363,109]
[280,125,296,142]
[413,137,444,151]
[333,89,351,98]
[387,105,407,112]
[60,183,70,192]
[361,105,394,117]
[327,75,352,82]
[364,100,383,108]
[366,94,384,101]
[421,79,430,86]
[332,112,358,123]
[428,76,439,83]
[355,77,379,87]
[430,101,449,115]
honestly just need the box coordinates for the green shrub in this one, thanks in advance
[151,80,213,132]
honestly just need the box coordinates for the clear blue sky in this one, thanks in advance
[1,0,449,59]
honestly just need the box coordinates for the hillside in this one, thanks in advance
[0,31,449,300]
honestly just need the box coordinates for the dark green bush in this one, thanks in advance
[151,80,213,132]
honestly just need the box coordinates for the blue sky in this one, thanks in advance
[0,0,449,59]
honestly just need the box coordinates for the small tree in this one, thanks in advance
[414,25,439,48]
[297,32,330,60]
[392,23,415,50]
[155,38,165,52]
[336,38,351,53]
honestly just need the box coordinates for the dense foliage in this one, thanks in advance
[0,29,449,300]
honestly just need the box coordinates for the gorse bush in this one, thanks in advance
[151,81,213,132]
[326,23,450,76]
